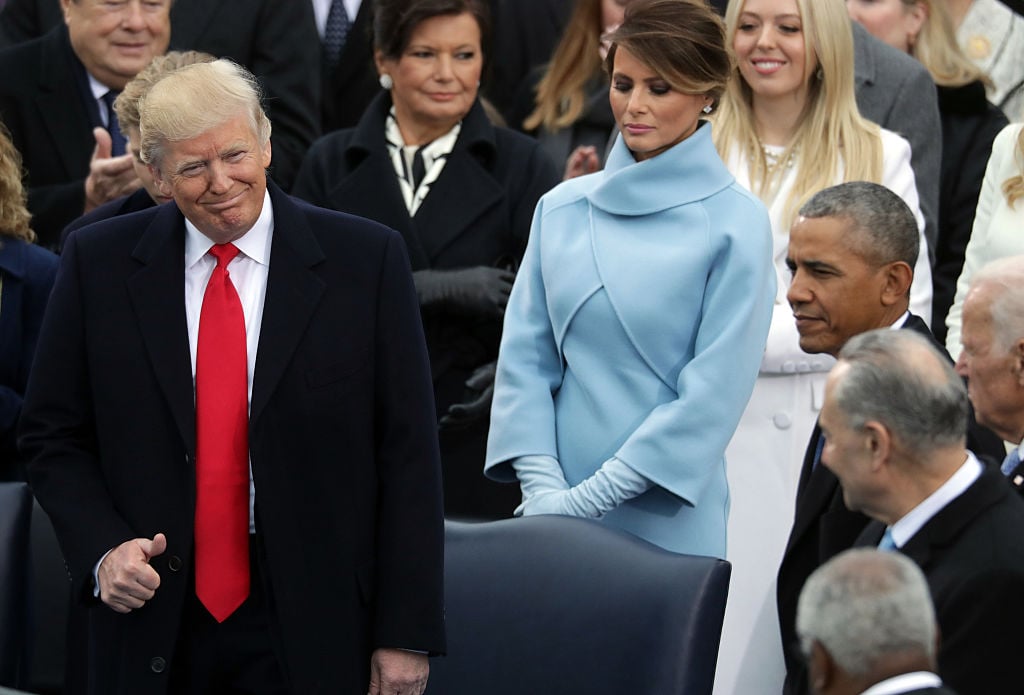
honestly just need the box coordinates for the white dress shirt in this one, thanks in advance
[860,671,944,694]
[185,191,274,533]
[888,452,983,548]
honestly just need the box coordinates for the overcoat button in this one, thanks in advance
[150,657,166,673]
[167,556,182,572]
[773,413,792,429]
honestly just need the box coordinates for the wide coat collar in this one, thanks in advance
[326,92,505,266]
[126,180,326,451]
[589,120,733,215]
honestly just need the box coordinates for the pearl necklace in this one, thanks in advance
[761,143,797,172]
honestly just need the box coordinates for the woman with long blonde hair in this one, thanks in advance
[710,0,932,691]
[848,0,1007,341]
[0,121,58,480]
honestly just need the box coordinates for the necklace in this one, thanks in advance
[761,142,797,172]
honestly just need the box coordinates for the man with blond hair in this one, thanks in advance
[21,59,444,695]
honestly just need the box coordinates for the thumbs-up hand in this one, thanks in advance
[98,532,168,613]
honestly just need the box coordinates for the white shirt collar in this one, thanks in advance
[890,311,911,329]
[184,189,274,269]
[889,451,982,548]
[860,671,943,694]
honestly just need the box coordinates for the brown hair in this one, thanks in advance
[0,122,34,243]
[604,0,733,106]
[373,0,491,68]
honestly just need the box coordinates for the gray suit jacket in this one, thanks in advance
[852,22,941,265]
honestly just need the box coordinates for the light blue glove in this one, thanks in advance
[512,455,652,518]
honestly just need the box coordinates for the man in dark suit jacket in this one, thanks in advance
[796,548,958,695]
[0,0,320,193]
[776,182,1005,695]
[19,59,444,695]
[0,0,171,248]
[819,329,1024,695]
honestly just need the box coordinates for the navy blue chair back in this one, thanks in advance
[0,483,32,688]
[427,515,731,695]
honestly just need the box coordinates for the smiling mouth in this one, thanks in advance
[204,191,245,211]
[751,60,785,73]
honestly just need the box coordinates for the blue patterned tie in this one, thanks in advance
[323,0,350,67]
[878,527,897,551]
[1001,447,1021,477]
[102,91,126,157]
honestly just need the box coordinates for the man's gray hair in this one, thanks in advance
[799,181,919,269]
[797,548,937,677]
[971,255,1024,352]
[138,59,272,169]
[834,329,968,454]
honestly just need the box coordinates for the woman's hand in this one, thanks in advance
[563,145,601,181]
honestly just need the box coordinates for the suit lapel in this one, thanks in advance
[413,151,504,262]
[899,466,1007,570]
[127,206,196,450]
[324,150,432,268]
[37,29,94,180]
[250,186,326,425]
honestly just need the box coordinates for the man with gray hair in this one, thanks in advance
[796,548,955,695]
[819,328,1024,695]
[776,182,1003,695]
[20,59,445,694]
[955,255,1024,492]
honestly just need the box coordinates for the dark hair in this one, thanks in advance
[799,181,919,269]
[373,0,492,70]
[603,0,732,107]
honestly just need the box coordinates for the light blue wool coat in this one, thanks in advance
[485,122,775,557]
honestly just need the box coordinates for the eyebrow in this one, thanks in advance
[738,11,802,20]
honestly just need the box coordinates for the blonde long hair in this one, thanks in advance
[523,0,606,132]
[713,0,883,231]
[910,0,990,88]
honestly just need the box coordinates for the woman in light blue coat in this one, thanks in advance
[484,0,775,557]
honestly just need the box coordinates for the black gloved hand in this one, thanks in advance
[413,267,515,319]
[439,360,497,430]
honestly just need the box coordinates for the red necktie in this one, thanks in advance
[194,243,250,622]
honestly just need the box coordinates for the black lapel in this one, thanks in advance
[36,28,94,180]
[126,205,195,451]
[249,184,326,425]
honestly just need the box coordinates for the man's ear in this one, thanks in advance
[150,164,172,199]
[1012,338,1024,387]
[808,640,835,695]
[880,261,913,306]
[864,420,891,471]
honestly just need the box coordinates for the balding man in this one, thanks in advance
[955,255,1024,492]
[821,329,1024,695]
[797,548,955,695]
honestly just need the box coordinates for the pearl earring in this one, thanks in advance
[379,74,393,90]
[702,104,713,114]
